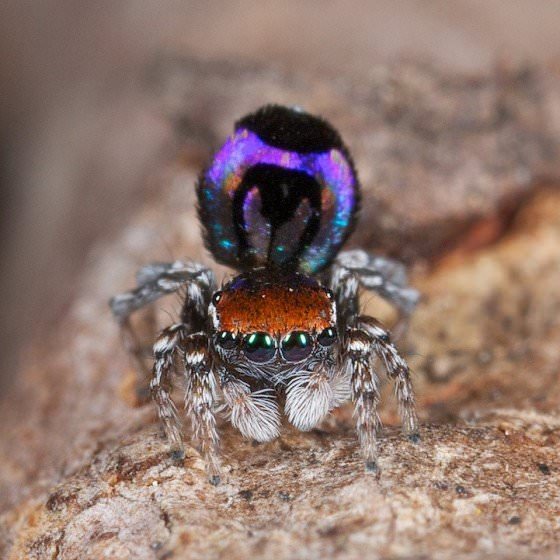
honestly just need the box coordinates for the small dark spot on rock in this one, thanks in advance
[408,433,421,444]
[160,510,172,531]
[209,474,221,486]
[434,480,449,491]
[508,516,522,525]
[170,449,185,463]
[239,489,254,501]
[28,533,57,554]
[278,491,291,501]
[537,463,551,475]
[318,524,341,537]
[279,439,293,451]
[46,488,77,512]
[307,453,319,465]
[365,461,378,473]
[477,349,493,364]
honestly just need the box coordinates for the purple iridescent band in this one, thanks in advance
[201,128,357,273]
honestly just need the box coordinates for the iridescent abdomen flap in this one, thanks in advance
[197,105,360,273]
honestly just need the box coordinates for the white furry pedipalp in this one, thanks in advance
[285,366,333,431]
[221,381,281,442]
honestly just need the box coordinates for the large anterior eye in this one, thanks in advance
[217,331,237,350]
[242,332,276,363]
[280,331,313,362]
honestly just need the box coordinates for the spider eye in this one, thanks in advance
[212,291,223,305]
[242,332,276,363]
[280,331,313,362]
[217,331,237,350]
[317,327,337,347]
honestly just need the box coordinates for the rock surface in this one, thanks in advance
[5,422,560,560]
[1,60,560,559]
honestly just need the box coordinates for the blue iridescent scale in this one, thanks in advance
[197,105,360,274]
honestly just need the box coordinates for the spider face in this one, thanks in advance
[209,269,338,378]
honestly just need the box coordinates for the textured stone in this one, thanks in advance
[4,422,559,560]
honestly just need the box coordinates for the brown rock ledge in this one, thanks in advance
[5,422,559,560]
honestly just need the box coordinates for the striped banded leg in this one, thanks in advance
[334,250,420,315]
[330,250,420,342]
[151,324,188,453]
[345,328,382,471]
[346,316,419,471]
[109,261,215,383]
[183,333,221,484]
[358,316,419,440]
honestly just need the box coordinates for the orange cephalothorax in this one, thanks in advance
[213,270,335,336]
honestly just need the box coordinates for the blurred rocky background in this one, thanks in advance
[1,2,560,559]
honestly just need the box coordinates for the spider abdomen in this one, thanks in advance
[197,105,360,274]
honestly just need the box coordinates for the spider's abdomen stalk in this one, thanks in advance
[197,105,360,274]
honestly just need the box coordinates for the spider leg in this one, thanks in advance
[218,369,281,442]
[358,316,419,440]
[345,315,419,471]
[109,261,214,380]
[110,260,214,324]
[345,328,383,471]
[112,261,220,481]
[183,333,221,484]
[151,323,188,453]
[332,250,420,333]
